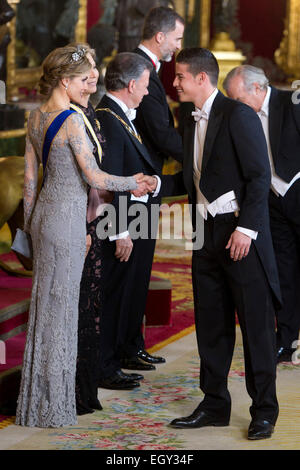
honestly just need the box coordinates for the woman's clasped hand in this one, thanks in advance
[132,173,157,197]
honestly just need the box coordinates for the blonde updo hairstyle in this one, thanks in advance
[39,45,93,97]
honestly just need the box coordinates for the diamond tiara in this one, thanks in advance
[71,48,86,63]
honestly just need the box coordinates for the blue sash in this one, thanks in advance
[42,109,76,186]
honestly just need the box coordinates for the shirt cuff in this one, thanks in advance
[236,226,258,240]
[109,230,129,242]
[152,175,161,197]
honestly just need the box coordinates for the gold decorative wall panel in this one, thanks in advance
[173,0,211,46]
[199,0,211,47]
[275,0,300,80]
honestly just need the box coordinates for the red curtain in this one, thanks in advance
[238,0,286,60]
[87,1,286,60]
[87,0,102,30]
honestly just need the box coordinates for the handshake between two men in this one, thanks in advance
[132,173,158,198]
[115,173,159,263]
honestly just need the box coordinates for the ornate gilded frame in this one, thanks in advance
[173,0,211,47]
[6,0,87,100]
[199,0,211,47]
[275,0,300,80]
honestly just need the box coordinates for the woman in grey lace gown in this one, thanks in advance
[15,45,145,428]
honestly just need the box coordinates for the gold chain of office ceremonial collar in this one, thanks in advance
[96,108,143,144]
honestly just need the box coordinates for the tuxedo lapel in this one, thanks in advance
[183,115,196,194]
[128,127,157,171]
[134,47,167,98]
[99,94,132,129]
[269,87,283,163]
[151,68,166,95]
[98,95,157,172]
[201,92,224,172]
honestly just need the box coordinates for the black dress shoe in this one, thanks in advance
[121,357,156,371]
[76,405,95,416]
[170,409,230,429]
[137,349,166,364]
[77,399,102,416]
[89,398,103,411]
[277,347,296,363]
[248,420,274,440]
[119,370,144,381]
[98,370,140,390]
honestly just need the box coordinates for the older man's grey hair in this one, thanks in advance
[104,52,153,91]
[223,65,269,93]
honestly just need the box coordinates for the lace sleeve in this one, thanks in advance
[23,132,39,232]
[67,113,137,192]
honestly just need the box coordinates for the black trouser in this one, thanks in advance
[100,234,156,377]
[117,236,157,359]
[119,198,160,359]
[269,184,300,349]
[192,213,278,424]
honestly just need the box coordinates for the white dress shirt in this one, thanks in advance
[193,88,257,240]
[106,92,138,134]
[258,86,300,197]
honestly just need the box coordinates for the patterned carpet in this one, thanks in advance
[1,208,300,450]
[1,328,300,450]
[145,263,194,350]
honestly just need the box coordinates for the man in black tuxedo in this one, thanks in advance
[134,6,184,171]
[224,65,300,364]
[95,52,166,389]
[165,48,281,440]
[116,6,184,365]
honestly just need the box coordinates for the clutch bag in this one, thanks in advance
[11,228,33,259]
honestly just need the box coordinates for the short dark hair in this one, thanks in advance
[176,48,219,87]
[142,6,184,40]
[104,52,152,91]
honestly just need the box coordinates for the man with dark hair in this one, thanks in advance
[114,6,185,369]
[167,47,281,440]
[141,4,182,42]
[114,0,174,53]
[224,65,300,364]
[133,6,184,172]
[95,53,165,389]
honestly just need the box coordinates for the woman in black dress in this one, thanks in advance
[70,44,112,415]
